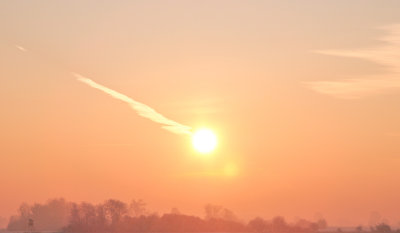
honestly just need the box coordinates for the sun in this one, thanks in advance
[192,129,217,154]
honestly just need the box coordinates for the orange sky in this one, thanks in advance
[1,0,400,227]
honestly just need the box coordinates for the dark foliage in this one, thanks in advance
[371,223,392,233]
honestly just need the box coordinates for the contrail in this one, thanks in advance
[15,45,27,52]
[12,44,192,135]
[73,73,192,135]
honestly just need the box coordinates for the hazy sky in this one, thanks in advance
[1,0,400,227]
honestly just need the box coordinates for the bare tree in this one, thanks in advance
[129,199,147,217]
[204,204,237,221]
[103,199,128,225]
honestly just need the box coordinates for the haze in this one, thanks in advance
[1,0,400,228]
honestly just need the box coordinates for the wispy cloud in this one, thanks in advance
[73,73,192,135]
[306,24,400,99]
[15,45,27,52]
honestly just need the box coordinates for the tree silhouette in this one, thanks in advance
[375,223,391,233]
[6,198,328,232]
[129,199,147,217]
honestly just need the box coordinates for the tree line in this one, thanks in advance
[7,198,327,232]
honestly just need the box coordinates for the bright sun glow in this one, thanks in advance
[192,129,217,154]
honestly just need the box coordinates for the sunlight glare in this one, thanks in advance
[192,129,217,154]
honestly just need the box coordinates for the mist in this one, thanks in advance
[4,198,328,233]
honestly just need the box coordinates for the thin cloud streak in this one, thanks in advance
[306,24,400,99]
[73,73,192,135]
[15,45,27,52]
